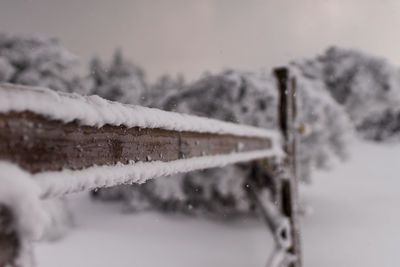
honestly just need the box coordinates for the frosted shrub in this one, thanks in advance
[98,69,352,215]
[0,33,89,93]
[296,46,400,141]
[292,66,354,181]
[89,49,148,105]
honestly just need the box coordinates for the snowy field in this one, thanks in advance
[301,140,400,267]
[35,140,400,267]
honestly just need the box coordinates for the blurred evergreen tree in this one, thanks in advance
[88,49,147,104]
[295,46,400,141]
[0,33,90,93]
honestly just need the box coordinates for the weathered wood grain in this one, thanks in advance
[0,112,272,174]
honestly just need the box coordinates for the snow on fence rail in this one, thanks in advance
[0,67,301,267]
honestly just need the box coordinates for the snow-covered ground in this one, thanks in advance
[35,140,400,267]
[35,195,274,267]
[301,140,400,267]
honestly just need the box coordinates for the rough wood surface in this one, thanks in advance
[0,111,272,174]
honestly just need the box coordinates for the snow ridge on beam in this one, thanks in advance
[34,149,282,198]
[0,83,279,140]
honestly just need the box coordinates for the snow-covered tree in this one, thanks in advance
[95,68,353,216]
[0,33,89,93]
[295,47,400,141]
[170,68,352,182]
[291,66,353,181]
[88,49,147,104]
[122,71,280,216]
[141,74,185,109]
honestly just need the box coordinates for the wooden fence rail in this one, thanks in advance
[0,67,300,267]
[0,111,272,174]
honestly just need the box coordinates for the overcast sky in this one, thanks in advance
[1,0,400,81]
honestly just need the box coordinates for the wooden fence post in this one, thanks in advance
[0,78,299,266]
[274,67,302,267]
